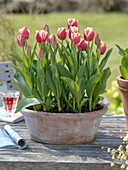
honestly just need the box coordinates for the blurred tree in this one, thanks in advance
[0,0,128,14]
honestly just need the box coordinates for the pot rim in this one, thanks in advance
[21,103,108,117]
[117,75,128,82]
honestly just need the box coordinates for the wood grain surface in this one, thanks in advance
[0,114,126,170]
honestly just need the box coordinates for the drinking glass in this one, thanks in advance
[0,90,20,117]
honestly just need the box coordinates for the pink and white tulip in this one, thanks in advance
[77,39,87,51]
[19,27,30,40]
[38,46,44,58]
[68,26,79,39]
[95,33,100,45]
[26,45,31,56]
[47,34,57,48]
[43,24,50,35]
[84,27,95,41]
[100,42,107,55]
[17,35,26,47]
[35,30,48,43]
[57,27,67,40]
[71,32,81,44]
[67,18,78,29]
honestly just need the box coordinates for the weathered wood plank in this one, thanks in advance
[0,61,13,72]
[0,114,126,170]
[0,71,14,82]
[6,82,17,90]
[0,61,17,90]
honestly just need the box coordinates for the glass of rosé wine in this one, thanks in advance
[0,90,20,117]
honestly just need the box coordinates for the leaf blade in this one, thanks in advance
[16,97,44,113]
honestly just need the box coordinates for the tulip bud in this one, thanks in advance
[35,30,48,43]
[95,33,100,45]
[100,42,107,55]
[57,27,67,40]
[67,18,78,29]
[68,26,79,39]
[84,27,95,41]
[26,45,31,56]
[19,27,30,40]
[47,34,57,48]
[17,35,26,47]
[38,46,44,58]
[77,39,87,51]
[43,24,50,35]
[71,32,81,44]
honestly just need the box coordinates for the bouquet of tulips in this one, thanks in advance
[12,18,112,113]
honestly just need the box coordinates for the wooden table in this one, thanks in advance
[0,114,127,170]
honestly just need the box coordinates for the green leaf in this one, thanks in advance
[36,78,42,96]
[10,49,23,63]
[125,48,128,53]
[13,72,31,97]
[121,56,128,69]
[80,98,88,108]
[53,68,62,99]
[46,66,57,96]
[67,102,78,113]
[76,64,85,82]
[120,65,128,80]
[61,77,81,101]
[80,79,87,96]
[15,97,44,113]
[86,73,101,111]
[10,53,23,63]
[63,45,72,57]
[32,88,42,100]
[99,48,113,71]
[101,68,111,85]
[116,44,126,56]
[86,73,101,98]
[57,64,72,78]
[45,97,52,111]
[31,42,37,61]
[92,68,111,103]
[13,64,33,90]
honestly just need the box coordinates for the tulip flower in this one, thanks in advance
[47,34,57,48]
[19,27,30,40]
[43,24,50,35]
[100,42,107,55]
[84,27,95,41]
[38,46,44,58]
[68,26,79,39]
[57,27,67,40]
[71,32,81,44]
[77,39,87,51]
[17,35,26,47]
[95,33,100,45]
[67,18,78,29]
[35,30,48,43]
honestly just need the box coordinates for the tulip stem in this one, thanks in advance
[22,46,29,72]
[89,98,92,112]
[61,40,64,65]
[73,98,75,110]
[97,41,101,61]
[87,41,91,77]
[58,99,61,112]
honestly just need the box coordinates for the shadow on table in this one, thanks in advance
[42,132,123,162]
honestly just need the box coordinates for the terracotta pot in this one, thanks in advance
[117,75,128,128]
[21,104,107,145]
